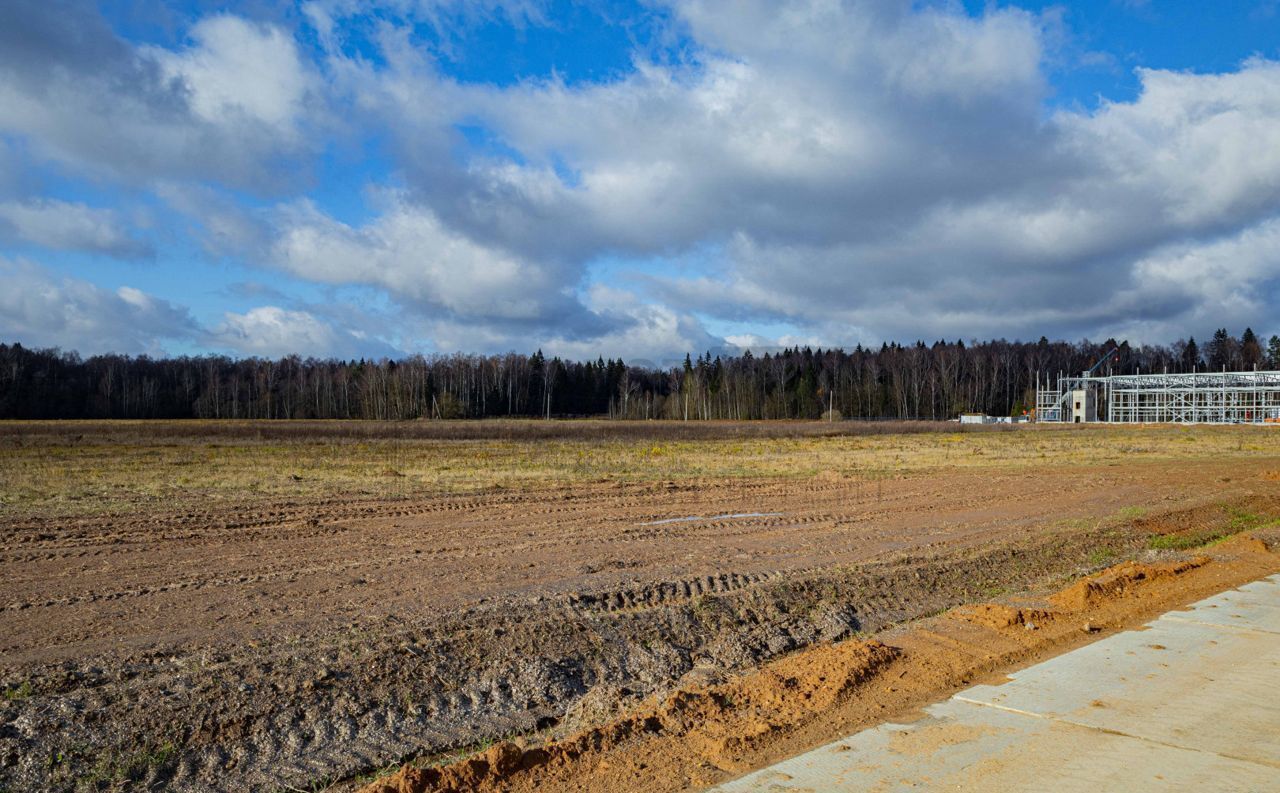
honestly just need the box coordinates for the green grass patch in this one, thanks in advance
[1147,506,1278,551]
[3,681,33,702]
[1087,547,1117,566]
[1226,507,1268,532]
[979,583,1008,598]
[1147,533,1222,551]
[349,762,402,786]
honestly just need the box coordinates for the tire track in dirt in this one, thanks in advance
[3,458,1278,791]
[0,463,1241,631]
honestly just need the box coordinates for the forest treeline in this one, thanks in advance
[2,329,1277,421]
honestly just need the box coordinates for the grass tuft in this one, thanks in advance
[3,681,33,702]
[1147,506,1278,551]
[1087,547,1117,566]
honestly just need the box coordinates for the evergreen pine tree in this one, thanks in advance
[1207,328,1232,370]
[1241,328,1263,369]
[1183,337,1200,370]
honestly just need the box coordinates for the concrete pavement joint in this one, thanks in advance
[1158,613,1280,636]
[949,694,1280,772]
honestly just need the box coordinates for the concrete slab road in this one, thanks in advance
[714,574,1280,792]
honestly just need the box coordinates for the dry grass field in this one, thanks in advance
[2,419,1273,515]
[1,420,1279,792]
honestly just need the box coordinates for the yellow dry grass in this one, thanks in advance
[2,421,1278,516]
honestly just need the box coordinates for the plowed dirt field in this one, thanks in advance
[2,421,1278,791]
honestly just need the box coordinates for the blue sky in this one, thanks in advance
[2,0,1280,364]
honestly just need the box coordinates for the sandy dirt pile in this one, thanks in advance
[1050,557,1209,611]
[948,603,1055,630]
[363,532,1279,793]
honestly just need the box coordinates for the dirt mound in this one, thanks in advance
[949,604,1055,631]
[365,640,901,793]
[1236,534,1272,553]
[1050,557,1208,611]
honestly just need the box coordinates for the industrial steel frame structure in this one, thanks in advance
[1036,370,1280,424]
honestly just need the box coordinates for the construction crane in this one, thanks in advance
[1084,347,1120,377]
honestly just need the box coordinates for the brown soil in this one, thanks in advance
[363,533,1280,793]
[4,460,1270,664]
[0,417,997,444]
[2,447,1279,791]
[1048,557,1208,611]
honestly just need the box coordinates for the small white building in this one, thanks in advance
[1070,388,1097,423]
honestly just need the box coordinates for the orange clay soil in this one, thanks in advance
[364,533,1278,793]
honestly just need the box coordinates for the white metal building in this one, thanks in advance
[1036,370,1280,424]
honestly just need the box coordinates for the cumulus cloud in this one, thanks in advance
[1112,217,1280,341]
[282,0,1079,351]
[324,0,1280,348]
[0,199,153,259]
[0,259,195,354]
[689,56,1280,343]
[145,16,314,136]
[527,284,720,365]
[0,257,403,360]
[208,305,401,359]
[5,0,1280,359]
[0,0,318,192]
[268,195,613,339]
[358,0,1053,261]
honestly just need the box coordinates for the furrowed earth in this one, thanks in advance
[1,420,1278,792]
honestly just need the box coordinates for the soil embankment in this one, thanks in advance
[364,533,1279,793]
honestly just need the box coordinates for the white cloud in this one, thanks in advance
[0,258,194,354]
[237,0,1280,352]
[146,16,313,134]
[6,0,1280,359]
[1057,60,1280,228]
[475,43,1280,346]
[209,305,387,358]
[533,284,719,365]
[267,195,606,336]
[0,199,152,258]
[0,3,319,192]
[274,0,1076,353]
[0,257,404,361]
[1109,217,1280,340]
[394,0,1052,258]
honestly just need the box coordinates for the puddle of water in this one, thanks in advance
[640,512,784,526]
